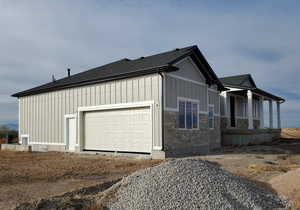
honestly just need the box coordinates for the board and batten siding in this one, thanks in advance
[164,57,218,112]
[208,89,220,115]
[220,95,226,116]
[164,75,208,112]
[19,73,162,149]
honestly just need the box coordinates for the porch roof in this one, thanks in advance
[229,88,285,102]
[220,74,285,102]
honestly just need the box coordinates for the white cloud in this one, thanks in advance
[0,1,299,127]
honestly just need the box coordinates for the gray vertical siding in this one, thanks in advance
[165,75,208,112]
[164,57,219,112]
[220,95,226,116]
[19,74,162,148]
[171,57,206,83]
[208,90,220,114]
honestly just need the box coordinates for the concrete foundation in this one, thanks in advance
[151,150,166,159]
[0,144,32,152]
[30,144,66,152]
[222,129,281,146]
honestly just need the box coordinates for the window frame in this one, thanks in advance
[208,104,215,129]
[177,98,199,130]
[243,98,248,118]
[253,100,259,118]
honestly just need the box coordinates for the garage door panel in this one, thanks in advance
[84,107,152,153]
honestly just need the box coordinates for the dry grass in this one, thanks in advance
[248,163,300,174]
[234,171,278,194]
[281,128,300,139]
[0,151,161,186]
[288,190,300,210]
[0,150,162,209]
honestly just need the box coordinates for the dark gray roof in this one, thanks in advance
[220,74,284,102]
[219,74,257,88]
[12,45,225,97]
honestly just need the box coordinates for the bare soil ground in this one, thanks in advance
[2,128,300,210]
[201,128,300,209]
[0,152,162,210]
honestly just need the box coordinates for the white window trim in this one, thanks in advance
[208,104,215,129]
[177,97,199,130]
[20,134,29,145]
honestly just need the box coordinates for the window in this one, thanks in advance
[179,101,186,128]
[192,103,198,129]
[253,100,259,118]
[178,100,198,129]
[186,102,192,129]
[208,105,214,129]
[243,100,248,117]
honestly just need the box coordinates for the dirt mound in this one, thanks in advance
[270,168,300,209]
[281,128,300,139]
[14,180,119,210]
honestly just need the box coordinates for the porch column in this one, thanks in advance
[269,100,273,128]
[259,97,264,128]
[247,90,253,129]
[277,101,281,128]
[221,91,230,128]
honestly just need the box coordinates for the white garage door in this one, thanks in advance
[84,107,152,153]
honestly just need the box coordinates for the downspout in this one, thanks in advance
[158,72,165,151]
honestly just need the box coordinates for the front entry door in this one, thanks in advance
[230,96,236,127]
[67,118,76,151]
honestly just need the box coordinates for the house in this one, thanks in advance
[12,45,284,158]
[219,74,284,145]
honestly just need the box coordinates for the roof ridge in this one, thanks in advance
[220,74,251,79]
[130,45,196,61]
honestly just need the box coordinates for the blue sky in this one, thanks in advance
[0,0,299,128]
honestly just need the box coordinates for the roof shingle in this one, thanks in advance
[12,45,224,97]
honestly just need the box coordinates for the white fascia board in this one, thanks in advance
[226,87,244,92]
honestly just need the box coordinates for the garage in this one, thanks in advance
[83,106,153,153]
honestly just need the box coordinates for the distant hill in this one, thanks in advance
[0,123,18,131]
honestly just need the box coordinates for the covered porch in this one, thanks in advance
[221,88,285,146]
[221,88,284,130]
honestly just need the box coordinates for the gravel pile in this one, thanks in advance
[107,158,289,210]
